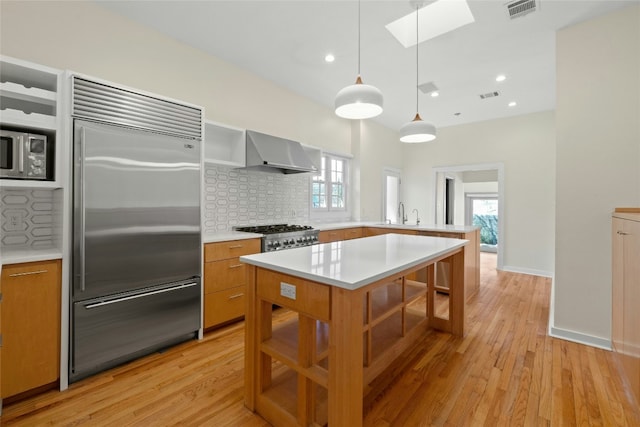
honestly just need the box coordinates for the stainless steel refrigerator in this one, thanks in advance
[71,78,202,382]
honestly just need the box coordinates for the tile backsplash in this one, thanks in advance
[203,164,310,233]
[0,188,59,250]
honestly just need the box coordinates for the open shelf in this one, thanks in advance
[261,316,329,387]
[258,362,328,427]
[204,120,245,167]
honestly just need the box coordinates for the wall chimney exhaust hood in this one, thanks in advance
[243,130,317,174]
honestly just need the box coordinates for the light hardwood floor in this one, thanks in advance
[3,253,639,426]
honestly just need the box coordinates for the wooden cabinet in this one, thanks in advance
[1,259,61,399]
[318,229,344,243]
[365,227,417,237]
[203,239,261,329]
[612,211,640,405]
[244,243,466,426]
[418,230,480,299]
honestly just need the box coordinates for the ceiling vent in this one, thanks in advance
[479,91,500,99]
[505,0,538,19]
[418,81,439,95]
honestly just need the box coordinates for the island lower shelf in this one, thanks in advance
[243,239,466,427]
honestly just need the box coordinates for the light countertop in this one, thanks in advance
[0,247,63,265]
[202,231,263,243]
[311,221,478,233]
[240,233,468,290]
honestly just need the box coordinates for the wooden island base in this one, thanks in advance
[244,244,465,427]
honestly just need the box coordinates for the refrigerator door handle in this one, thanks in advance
[79,126,86,292]
[84,282,199,309]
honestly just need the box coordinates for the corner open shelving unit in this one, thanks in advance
[1,55,63,189]
[0,56,70,394]
[203,120,246,167]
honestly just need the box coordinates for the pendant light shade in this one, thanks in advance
[335,0,383,120]
[400,113,436,143]
[401,2,436,143]
[335,76,384,119]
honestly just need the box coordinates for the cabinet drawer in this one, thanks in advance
[204,258,247,294]
[257,269,330,322]
[204,239,261,262]
[204,286,246,328]
[418,231,463,239]
[343,227,363,240]
[319,229,345,243]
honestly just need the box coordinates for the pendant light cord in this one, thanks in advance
[358,0,361,77]
[415,5,419,113]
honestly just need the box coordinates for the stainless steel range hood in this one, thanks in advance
[243,130,317,174]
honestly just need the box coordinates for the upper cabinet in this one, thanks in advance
[204,120,245,167]
[0,56,63,188]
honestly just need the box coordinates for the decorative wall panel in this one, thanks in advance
[203,165,310,233]
[0,189,56,249]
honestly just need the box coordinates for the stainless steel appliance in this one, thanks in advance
[243,130,317,174]
[234,224,319,252]
[0,129,48,179]
[71,77,202,382]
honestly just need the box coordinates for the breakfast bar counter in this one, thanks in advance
[240,233,469,426]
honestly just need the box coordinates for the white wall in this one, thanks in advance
[354,120,404,221]
[403,111,556,276]
[464,182,499,194]
[0,1,351,153]
[553,4,640,347]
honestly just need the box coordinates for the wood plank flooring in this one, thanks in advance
[2,253,639,426]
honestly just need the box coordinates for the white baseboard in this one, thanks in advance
[547,276,611,351]
[501,265,553,278]
[548,326,612,351]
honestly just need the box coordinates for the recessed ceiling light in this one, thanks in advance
[431,91,439,97]
[324,54,335,63]
[496,74,506,82]
[508,101,517,107]
[386,0,475,48]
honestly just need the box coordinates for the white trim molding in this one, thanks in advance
[547,274,612,351]
[501,265,553,278]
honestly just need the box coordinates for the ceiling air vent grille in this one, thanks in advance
[505,0,538,19]
[479,91,500,100]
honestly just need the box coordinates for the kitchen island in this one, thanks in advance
[241,233,468,426]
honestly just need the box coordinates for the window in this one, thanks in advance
[311,153,348,213]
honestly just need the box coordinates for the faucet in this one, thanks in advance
[412,209,420,225]
[398,202,407,225]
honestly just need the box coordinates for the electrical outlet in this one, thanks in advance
[5,211,24,231]
[280,282,296,300]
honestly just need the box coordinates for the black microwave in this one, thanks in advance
[0,129,48,180]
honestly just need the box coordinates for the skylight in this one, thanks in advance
[386,0,475,48]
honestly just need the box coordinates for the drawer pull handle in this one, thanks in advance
[229,264,244,269]
[617,231,630,235]
[229,245,243,249]
[9,269,48,277]
[228,293,244,300]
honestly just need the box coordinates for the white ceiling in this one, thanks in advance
[95,0,635,132]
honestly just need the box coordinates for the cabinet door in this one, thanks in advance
[612,218,625,352]
[204,286,246,328]
[204,258,248,294]
[622,218,640,401]
[343,228,363,240]
[319,230,345,243]
[1,260,61,398]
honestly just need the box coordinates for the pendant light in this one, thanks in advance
[400,2,436,143]
[335,0,383,120]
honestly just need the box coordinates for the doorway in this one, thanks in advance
[433,163,504,270]
[383,168,401,224]
[466,194,498,253]
[445,177,455,225]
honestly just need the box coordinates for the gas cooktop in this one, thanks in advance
[233,224,314,235]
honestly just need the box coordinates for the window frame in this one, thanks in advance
[310,152,351,220]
